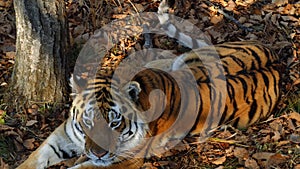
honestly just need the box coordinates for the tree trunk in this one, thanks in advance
[9,0,69,109]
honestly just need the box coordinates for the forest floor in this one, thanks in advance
[0,0,299,168]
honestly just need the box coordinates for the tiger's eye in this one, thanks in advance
[110,121,119,128]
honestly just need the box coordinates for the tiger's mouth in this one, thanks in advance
[86,148,117,166]
[86,149,116,167]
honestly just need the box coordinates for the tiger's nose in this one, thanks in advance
[90,147,108,158]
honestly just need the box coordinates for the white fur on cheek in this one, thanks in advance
[82,98,95,129]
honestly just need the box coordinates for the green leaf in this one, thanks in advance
[0,118,5,124]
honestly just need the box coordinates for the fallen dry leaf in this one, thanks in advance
[154,161,169,166]
[252,152,274,168]
[25,120,38,127]
[266,153,289,168]
[210,15,224,24]
[224,0,236,11]
[23,138,36,150]
[252,152,274,161]
[292,78,300,86]
[288,112,300,121]
[0,0,12,8]
[212,156,226,165]
[276,140,290,147]
[5,51,15,59]
[261,134,271,143]
[250,15,263,21]
[27,108,38,114]
[271,131,281,141]
[281,15,299,22]
[294,164,300,169]
[0,109,5,116]
[272,0,288,6]
[0,158,9,169]
[1,82,8,86]
[238,17,247,23]
[233,147,249,164]
[245,158,259,169]
[269,120,283,132]
[289,133,300,143]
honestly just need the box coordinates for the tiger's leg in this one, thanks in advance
[17,117,85,169]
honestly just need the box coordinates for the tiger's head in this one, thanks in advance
[70,72,154,167]
[70,62,187,167]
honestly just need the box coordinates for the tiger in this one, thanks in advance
[17,41,281,169]
[17,1,282,169]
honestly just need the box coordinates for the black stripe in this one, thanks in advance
[216,62,226,75]
[164,82,178,121]
[222,60,229,73]
[217,90,224,118]
[260,70,272,107]
[237,76,248,99]
[196,67,210,83]
[205,83,217,133]
[185,57,202,65]
[73,121,84,140]
[190,88,204,133]
[231,98,238,120]
[261,69,270,88]
[271,68,280,97]
[248,100,258,120]
[169,82,179,118]
[232,118,240,127]
[227,78,235,102]
[230,55,245,69]
[226,108,236,125]
[72,108,76,121]
[49,144,61,158]
[248,48,262,68]
[250,71,258,89]
[219,105,228,125]
[64,122,73,142]
[123,118,133,136]
[157,71,167,92]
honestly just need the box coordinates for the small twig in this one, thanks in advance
[113,0,122,7]
[127,0,152,49]
[209,138,250,148]
[189,137,250,148]
[128,0,140,14]
[217,9,254,32]
[110,0,119,7]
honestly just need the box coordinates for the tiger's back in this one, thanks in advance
[121,41,281,140]
[172,41,281,131]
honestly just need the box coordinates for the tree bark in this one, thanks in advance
[9,0,69,109]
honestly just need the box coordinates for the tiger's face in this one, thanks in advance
[75,81,149,166]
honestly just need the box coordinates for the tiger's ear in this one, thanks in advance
[123,81,141,102]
